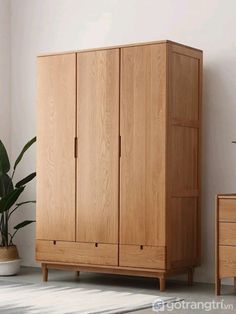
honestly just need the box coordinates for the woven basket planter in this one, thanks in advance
[0,245,21,276]
[0,245,19,262]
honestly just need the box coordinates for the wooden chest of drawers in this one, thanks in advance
[216,194,236,295]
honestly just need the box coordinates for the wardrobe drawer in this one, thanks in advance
[219,223,236,246]
[219,246,236,278]
[119,245,165,269]
[36,240,118,266]
[219,199,236,222]
[76,242,118,266]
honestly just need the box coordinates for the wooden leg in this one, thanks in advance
[234,277,236,293]
[76,271,80,277]
[42,263,48,282]
[159,277,166,292]
[215,278,221,295]
[188,268,194,286]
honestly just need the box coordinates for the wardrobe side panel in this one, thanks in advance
[167,44,202,268]
[36,54,76,241]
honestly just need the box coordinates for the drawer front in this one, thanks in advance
[75,242,118,266]
[119,245,165,269]
[36,240,118,266]
[219,199,236,222]
[219,223,236,246]
[219,246,236,278]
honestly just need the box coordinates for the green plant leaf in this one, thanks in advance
[0,140,10,175]
[8,200,36,220]
[0,174,14,197]
[14,220,35,230]
[0,187,25,213]
[15,172,36,188]
[13,137,36,170]
[16,200,36,206]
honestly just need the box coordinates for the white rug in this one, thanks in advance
[0,282,176,313]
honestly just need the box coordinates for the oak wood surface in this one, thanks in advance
[171,52,199,121]
[215,196,220,295]
[219,198,236,222]
[216,195,236,294]
[219,245,236,278]
[36,41,202,287]
[36,240,118,266]
[38,40,202,58]
[76,49,119,244]
[169,198,198,267]
[219,222,236,246]
[42,263,48,282]
[119,245,165,269]
[37,54,76,241]
[170,126,198,195]
[166,43,202,270]
[120,44,166,246]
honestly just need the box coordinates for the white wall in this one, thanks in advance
[8,0,236,283]
[0,0,10,152]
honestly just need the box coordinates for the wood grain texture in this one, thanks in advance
[166,43,202,270]
[219,223,236,246]
[216,195,236,294]
[219,198,236,222]
[44,262,191,277]
[218,194,236,198]
[76,49,119,244]
[215,196,220,295]
[119,245,165,269]
[120,44,166,246]
[36,41,203,286]
[219,246,236,278]
[42,263,48,282]
[37,54,76,241]
[170,126,198,195]
[171,43,202,61]
[38,40,202,58]
[169,198,198,268]
[171,53,199,121]
[36,240,118,266]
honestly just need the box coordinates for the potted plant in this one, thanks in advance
[0,137,36,275]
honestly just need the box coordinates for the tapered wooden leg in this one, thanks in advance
[42,263,48,282]
[159,277,166,292]
[215,278,221,295]
[188,268,194,286]
[76,271,80,277]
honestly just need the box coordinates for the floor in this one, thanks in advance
[0,267,235,313]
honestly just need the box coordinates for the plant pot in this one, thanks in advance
[0,245,21,276]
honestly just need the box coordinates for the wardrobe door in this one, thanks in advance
[37,54,76,241]
[76,49,119,244]
[120,44,166,247]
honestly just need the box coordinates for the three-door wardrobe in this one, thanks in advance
[36,40,202,291]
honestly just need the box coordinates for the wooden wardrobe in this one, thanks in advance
[36,40,202,291]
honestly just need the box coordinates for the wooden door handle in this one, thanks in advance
[119,135,121,157]
[74,137,78,158]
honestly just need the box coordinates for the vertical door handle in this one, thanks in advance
[74,137,78,158]
[119,135,121,157]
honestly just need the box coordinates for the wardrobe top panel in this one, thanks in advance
[37,40,203,58]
